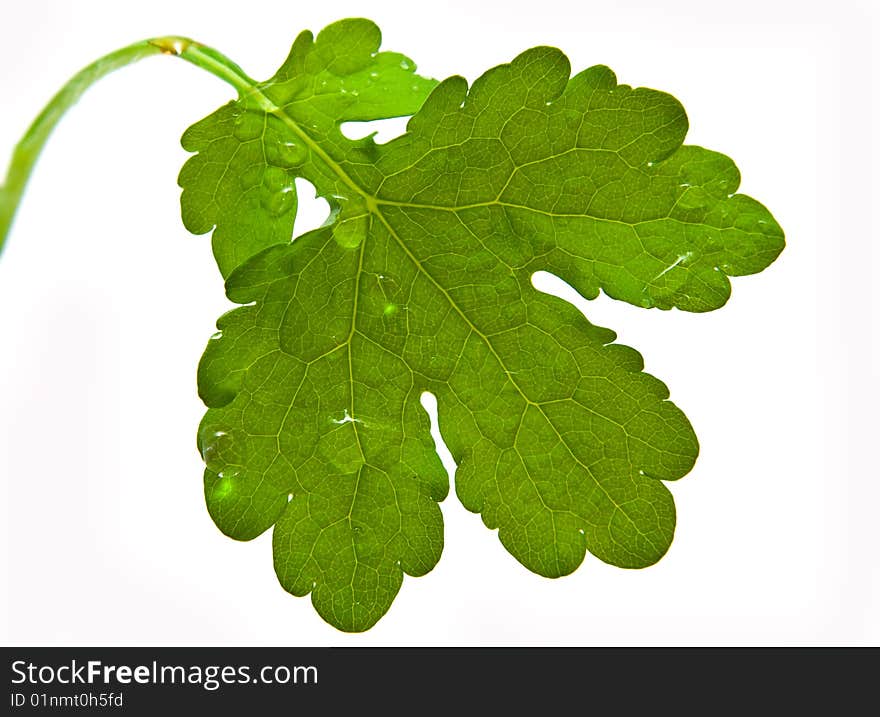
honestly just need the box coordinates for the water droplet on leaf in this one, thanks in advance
[233,112,264,141]
[212,475,235,499]
[262,187,295,217]
[266,140,307,168]
[333,214,368,249]
[263,166,293,191]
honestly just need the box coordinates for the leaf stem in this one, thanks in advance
[0,36,257,257]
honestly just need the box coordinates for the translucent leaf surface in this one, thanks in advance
[180,19,784,631]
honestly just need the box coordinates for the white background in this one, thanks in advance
[1,0,877,645]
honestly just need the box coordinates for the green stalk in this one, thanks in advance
[0,36,257,256]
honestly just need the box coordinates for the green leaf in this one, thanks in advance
[179,18,438,278]
[182,19,784,631]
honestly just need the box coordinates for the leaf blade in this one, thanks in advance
[183,20,782,630]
